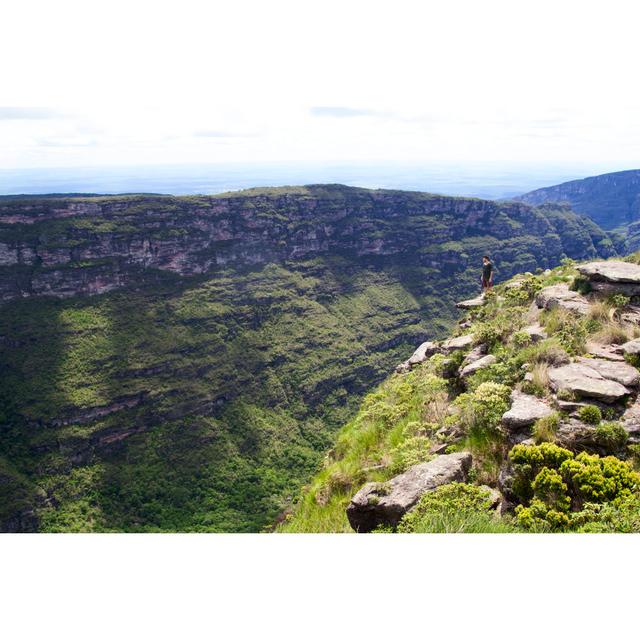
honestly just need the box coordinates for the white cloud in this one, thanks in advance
[1,0,640,173]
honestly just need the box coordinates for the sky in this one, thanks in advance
[1,0,640,182]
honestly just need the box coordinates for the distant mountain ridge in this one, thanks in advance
[516,169,640,230]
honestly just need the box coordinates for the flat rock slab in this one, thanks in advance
[456,295,485,309]
[441,334,474,352]
[502,390,554,431]
[460,354,496,378]
[576,357,640,387]
[577,260,640,283]
[585,341,624,361]
[535,283,590,315]
[621,338,640,355]
[346,452,472,533]
[523,323,547,343]
[548,363,630,403]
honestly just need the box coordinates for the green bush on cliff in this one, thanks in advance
[579,405,602,425]
[510,444,640,531]
[453,382,511,434]
[541,308,587,354]
[594,421,628,450]
[397,483,517,533]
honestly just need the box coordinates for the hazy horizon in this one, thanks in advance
[0,162,631,200]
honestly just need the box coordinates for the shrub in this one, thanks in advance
[518,339,570,367]
[574,493,640,532]
[467,361,519,391]
[578,405,602,425]
[453,382,511,434]
[527,362,550,397]
[595,421,628,450]
[542,308,587,354]
[560,452,639,506]
[511,445,640,531]
[509,442,574,503]
[388,437,433,474]
[512,331,532,348]
[398,483,511,533]
[473,322,502,348]
[593,321,630,345]
[587,301,611,323]
[610,294,631,309]
[533,413,560,443]
[515,499,569,531]
[571,276,592,295]
[504,287,531,307]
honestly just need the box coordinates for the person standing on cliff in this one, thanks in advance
[481,255,494,292]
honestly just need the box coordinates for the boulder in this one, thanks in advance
[408,341,438,366]
[535,284,590,315]
[621,338,640,355]
[346,452,472,532]
[585,341,624,362]
[575,357,640,387]
[441,334,474,352]
[459,354,496,378]
[548,363,631,403]
[462,344,487,366]
[576,260,640,283]
[396,340,438,373]
[523,323,547,343]
[501,390,554,432]
[456,294,485,309]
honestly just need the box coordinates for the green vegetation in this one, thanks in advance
[0,187,627,531]
[397,483,518,533]
[285,255,640,534]
[0,261,433,532]
[280,366,450,532]
[511,444,639,531]
[533,413,560,443]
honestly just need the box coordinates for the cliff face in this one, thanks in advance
[515,169,640,231]
[0,185,619,532]
[0,186,615,301]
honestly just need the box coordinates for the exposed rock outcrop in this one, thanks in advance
[576,261,640,283]
[535,283,590,315]
[576,261,640,296]
[585,341,624,361]
[621,338,640,356]
[396,341,439,373]
[459,354,496,378]
[346,452,472,532]
[548,362,631,402]
[575,357,640,387]
[456,294,485,309]
[523,323,547,343]
[441,334,475,352]
[501,390,554,432]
